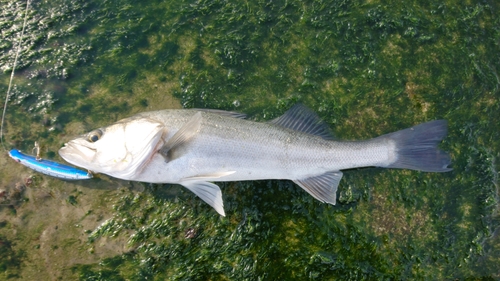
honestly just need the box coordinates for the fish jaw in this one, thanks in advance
[59,138,99,169]
[59,118,166,179]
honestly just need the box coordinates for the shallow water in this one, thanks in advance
[1,0,499,279]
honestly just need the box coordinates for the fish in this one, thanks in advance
[58,104,452,216]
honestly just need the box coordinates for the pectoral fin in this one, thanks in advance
[180,180,226,216]
[160,112,202,161]
[293,171,343,205]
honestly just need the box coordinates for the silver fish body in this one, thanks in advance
[59,104,452,216]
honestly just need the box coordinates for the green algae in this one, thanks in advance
[1,0,499,280]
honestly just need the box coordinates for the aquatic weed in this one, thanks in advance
[0,0,499,280]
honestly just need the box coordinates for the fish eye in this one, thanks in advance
[87,129,103,143]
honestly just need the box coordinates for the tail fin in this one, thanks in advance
[382,120,452,172]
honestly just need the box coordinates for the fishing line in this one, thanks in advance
[1,0,92,180]
[1,0,31,150]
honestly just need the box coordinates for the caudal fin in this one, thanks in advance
[382,120,452,172]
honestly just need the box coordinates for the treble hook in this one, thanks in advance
[32,141,41,161]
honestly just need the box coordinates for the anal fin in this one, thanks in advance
[293,171,343,205]
[180,181,226,216]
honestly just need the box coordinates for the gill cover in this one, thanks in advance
[59,117,164,179]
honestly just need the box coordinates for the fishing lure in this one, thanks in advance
[1,0,92,181]
[8,149,92,180]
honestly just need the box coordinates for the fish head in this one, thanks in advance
[59,116,165,180]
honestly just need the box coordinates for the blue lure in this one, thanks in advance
[8,149,92,180]
[1,1,92,181]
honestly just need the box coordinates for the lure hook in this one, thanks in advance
[1,0,92,181]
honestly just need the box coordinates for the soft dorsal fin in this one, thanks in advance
[160,112,202,161]
[293,171,343,204]
[192,108,247,119]
[270,104,334,140]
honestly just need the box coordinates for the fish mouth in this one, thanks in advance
[58,140,96,169]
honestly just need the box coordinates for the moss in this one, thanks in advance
[0,0,499,280]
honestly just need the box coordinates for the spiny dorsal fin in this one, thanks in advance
[192,108,247,119]
[293,171,343,204]
[180,180,225,216]
[160,112,202,161]
[270,104,334,140]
